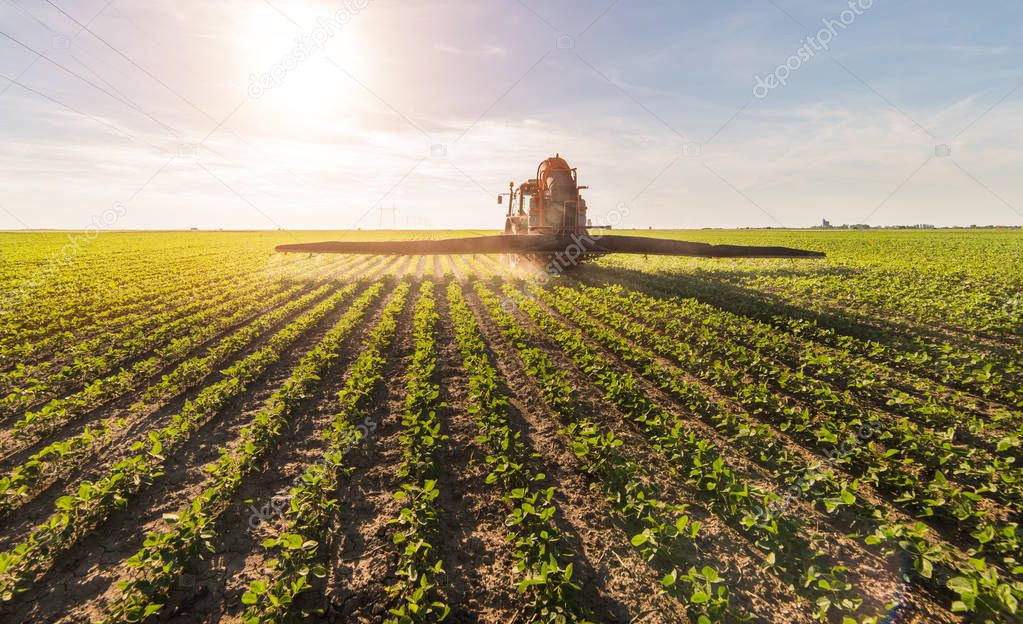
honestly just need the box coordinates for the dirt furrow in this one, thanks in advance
[321,281,418,622]
[427,281,521,623]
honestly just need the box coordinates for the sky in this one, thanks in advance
[0,0,1021,230]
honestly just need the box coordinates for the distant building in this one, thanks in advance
[822,219,832,229]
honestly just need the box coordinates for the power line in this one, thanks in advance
[6,1,314,227]
[6,0,222,161]
[1,19,275,230]
[9,0,141,98]
[0,30,295,232]
[350,157,426,229]
[0,28,180,136]
[42,0,316,186]
[0,70,167,154]
[4,0,48,29]
[68,51,135,103]
[0,0,115,99]
[43,0,214,126]
[0,26,235,162]
[0,200,30,228]
[9,0,173,132]
[10,1,179,129]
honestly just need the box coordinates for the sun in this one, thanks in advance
[241,2,365,117]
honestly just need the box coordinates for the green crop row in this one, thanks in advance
[446,282,586,623]
[7,277,292,446]
[241,280,411,623]
[387,281,450,623]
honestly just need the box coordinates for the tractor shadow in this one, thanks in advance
[571,262,1011,362]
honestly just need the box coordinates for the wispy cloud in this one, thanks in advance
[433,43,506,57]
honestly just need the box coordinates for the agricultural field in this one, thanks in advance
[0,228,1021,623]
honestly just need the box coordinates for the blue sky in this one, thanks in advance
[0,0,1021,229]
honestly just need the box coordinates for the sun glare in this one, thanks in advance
[241,2,364,117]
